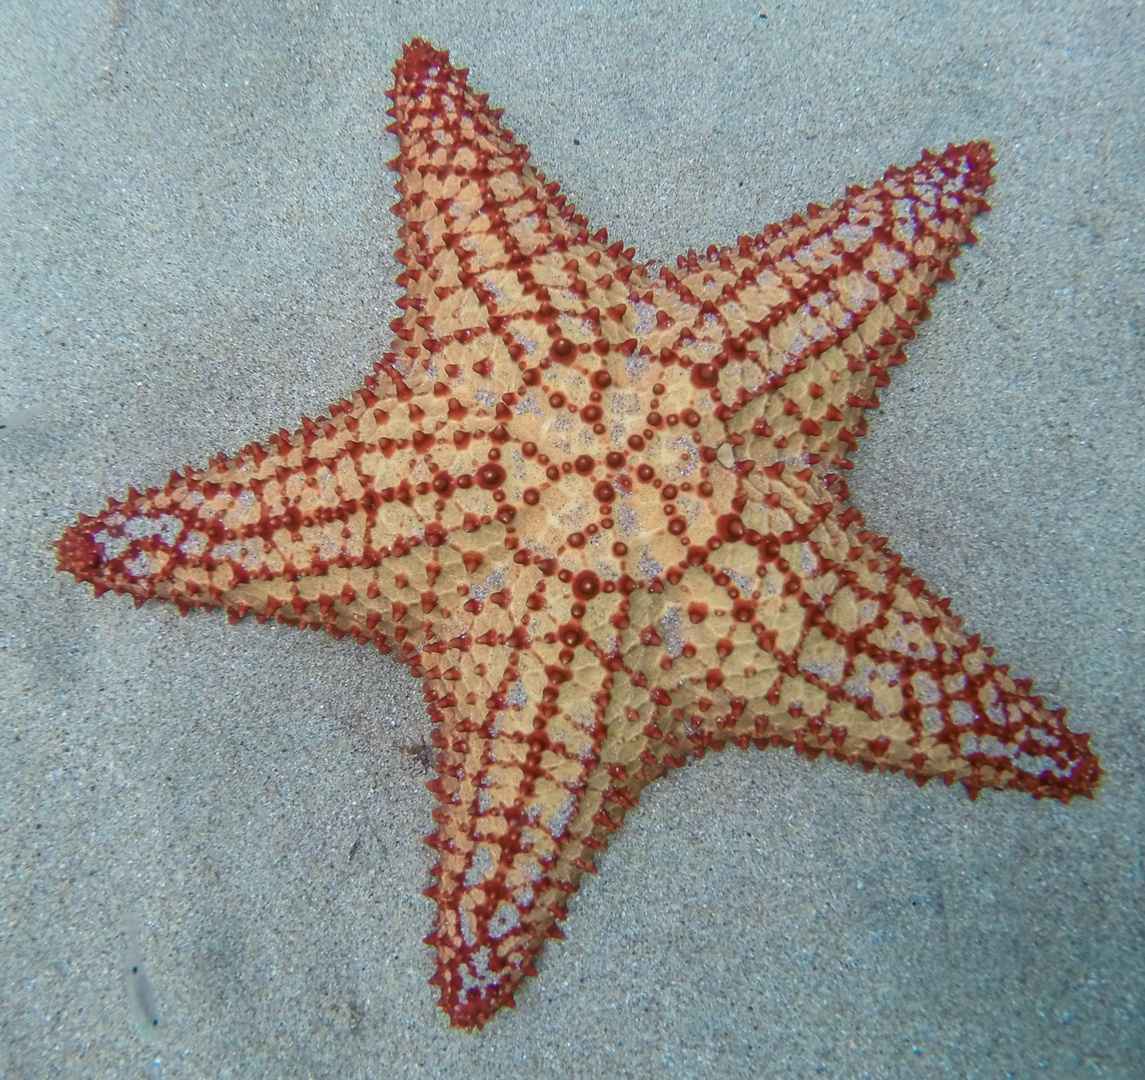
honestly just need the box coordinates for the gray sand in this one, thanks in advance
[2,2,1142,1077]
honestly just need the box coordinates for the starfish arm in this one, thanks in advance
[641,142,996,474]
[382,36,647,426]
[613,467,1101,803]
[51,358,526,663]
[421,606,620,1029]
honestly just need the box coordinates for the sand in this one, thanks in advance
[2,1,1142,1077]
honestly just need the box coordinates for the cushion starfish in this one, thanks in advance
[55,38,1101,1030]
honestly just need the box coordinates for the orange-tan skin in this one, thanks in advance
[56,39,1100,1030]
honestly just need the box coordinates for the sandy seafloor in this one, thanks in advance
[2,1,1143,1077]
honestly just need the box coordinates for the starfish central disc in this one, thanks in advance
[55,37,1101,1031]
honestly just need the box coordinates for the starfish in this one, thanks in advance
[56,38,1101,1030]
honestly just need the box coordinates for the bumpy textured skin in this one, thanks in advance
[57,39,1101,1030]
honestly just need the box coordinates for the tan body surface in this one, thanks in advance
[57,38,1100,1030]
